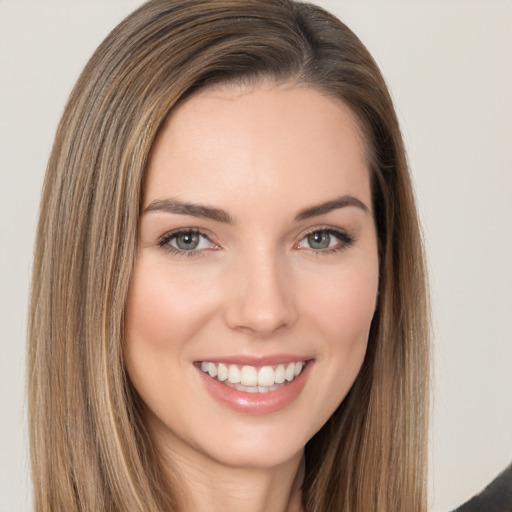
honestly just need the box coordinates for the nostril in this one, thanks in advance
[224,296,297,336]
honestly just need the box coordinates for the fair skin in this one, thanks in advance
[124,81,379,512]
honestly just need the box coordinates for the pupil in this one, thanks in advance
[176,232,199,250]
[308,231,330,249]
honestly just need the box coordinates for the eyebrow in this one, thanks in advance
[143,194,368,223]
[294,195,369,220]
[144,198,234,223]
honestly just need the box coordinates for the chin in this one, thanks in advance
[197,434,305,470]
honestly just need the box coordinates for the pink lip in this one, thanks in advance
[196,360,313,415]
[195,353,310,367]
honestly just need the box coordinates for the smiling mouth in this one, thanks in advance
[198,361,307,394]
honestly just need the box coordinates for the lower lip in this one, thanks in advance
[197,362,313,415]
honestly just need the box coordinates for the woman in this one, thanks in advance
[27,0,430,511]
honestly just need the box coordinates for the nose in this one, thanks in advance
[223,251,298,338]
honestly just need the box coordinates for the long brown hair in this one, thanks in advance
[28,1,430,510]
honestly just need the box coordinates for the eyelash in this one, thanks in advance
[158,229,216,257]
[296,227,355,254]
[157,227,355,257]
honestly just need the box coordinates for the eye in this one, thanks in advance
[158,229,217,254]
[296,228,354,252]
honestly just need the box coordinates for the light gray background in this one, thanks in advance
[1,1,511,511]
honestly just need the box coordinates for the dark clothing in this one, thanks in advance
[453,463,512,512]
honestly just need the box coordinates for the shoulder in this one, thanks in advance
[452,463,512,512]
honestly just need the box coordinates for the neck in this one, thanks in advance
[161,446,305,512]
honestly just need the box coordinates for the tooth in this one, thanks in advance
[274,364,286,384]
[208,362,218,378]
[209,361,305,387]
[240,366,258,386]
[228,365,241,384]
[285,362,295,381]
[257,366,275,387]
[217,363,228,382]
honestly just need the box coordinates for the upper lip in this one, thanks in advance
[194,354,312,367]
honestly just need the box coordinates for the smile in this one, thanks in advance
[199,361,306,393]
[195,357,313,414]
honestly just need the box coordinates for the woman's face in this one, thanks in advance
[124,82,379,470]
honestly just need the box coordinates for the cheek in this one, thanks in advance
[123,261,221,418]
[122,262,214,403]
[300,255,379,406]
[280,259,378,440]
[305,263,378,345]
[124,265,174,392]
[124,262,216,354]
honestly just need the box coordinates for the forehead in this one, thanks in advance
[144,82,370,214]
